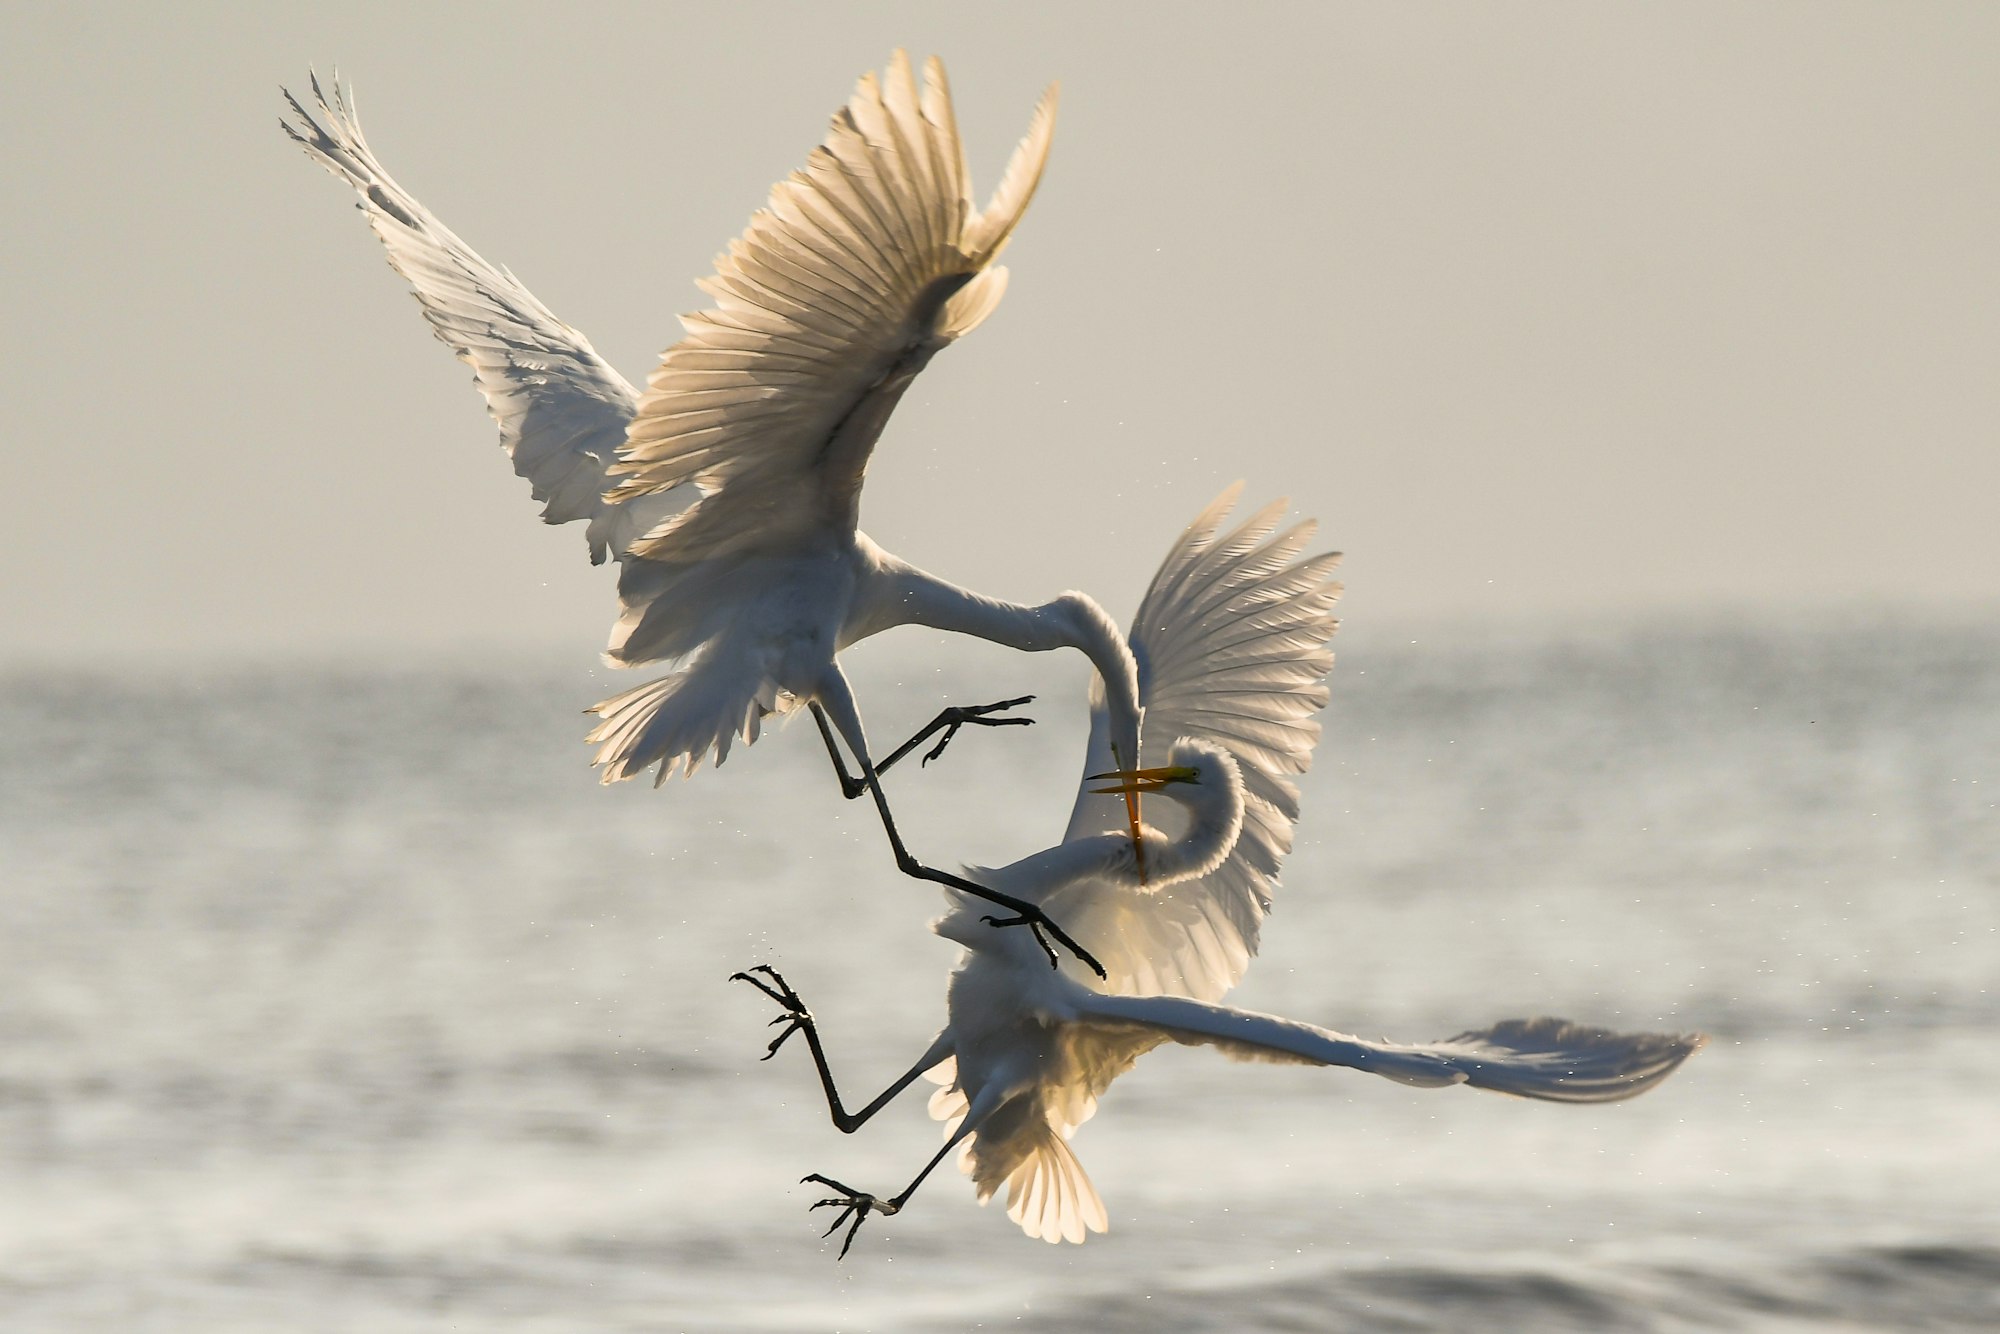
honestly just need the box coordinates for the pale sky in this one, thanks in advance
[3,2,1996,665]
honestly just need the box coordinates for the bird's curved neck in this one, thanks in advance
[867,568,1140,731]
[1059,592,1142,766]
[1144,768,1246,886]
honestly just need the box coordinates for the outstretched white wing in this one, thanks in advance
[282,74,672,564]
[1052,485,1344,1000]
[605,51,1057,563]
[1079,994,1706,1104]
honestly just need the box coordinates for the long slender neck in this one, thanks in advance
[859,563,1142,752]
[1053,591,1142,773]
[1062,600,1145,884]
[1145,762,1246,886]
[852,557,1148,866]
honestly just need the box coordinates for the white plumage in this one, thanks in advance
[1046,484,1345,1000]
[742,489,1703,1253]
[282,56,1141,804]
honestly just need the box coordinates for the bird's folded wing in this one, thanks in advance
[1055,486,1344,1000]
[605,51,1057,561]
[282,74,653,564]
[1079,994,1705,1104]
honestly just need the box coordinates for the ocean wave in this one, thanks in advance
[951,1241,2000,1333]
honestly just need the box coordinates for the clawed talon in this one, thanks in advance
[731,965,815,1060]
[980,912,1060,969]
[920,694,1037,766]
[762,1013,808,1059]
[835,695,1040,801]
[889,845,1111,980]
[978,909,1108,981]
[803,1173,897,1259]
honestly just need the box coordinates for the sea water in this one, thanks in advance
[1,615,1994,1331]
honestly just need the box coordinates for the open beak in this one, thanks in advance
[1087,764,1198,796]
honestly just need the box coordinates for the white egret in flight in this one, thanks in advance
[734,488,1703,1254]
[282,56,1143,970]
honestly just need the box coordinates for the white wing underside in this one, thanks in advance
[924,1001,1700,1243]
[586,52,1056,781]
[1052,486,1344,1000]
[282,74,682,564]
[605,52,1058,564]
[289,57,1058,788]
[1074,995,1707,1104]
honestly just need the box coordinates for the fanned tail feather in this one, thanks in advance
[926,1055,1110,1245]
[584,651,789,785]
[973,1123,1109,1245]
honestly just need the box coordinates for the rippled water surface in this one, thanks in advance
[3,616,1995,1331]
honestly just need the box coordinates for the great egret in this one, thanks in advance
[734,489,1703,1254]
[282,56,1142,969]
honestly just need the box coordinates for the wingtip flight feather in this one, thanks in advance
[1055,483,1341,1000]
[607,51,1060,530]
[965,80,1059,265]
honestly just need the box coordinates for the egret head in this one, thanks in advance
[1087,738,1244,884]
[1087,738,1235,799]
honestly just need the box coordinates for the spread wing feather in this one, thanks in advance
[1052,486,1343,1000]
[281,73,667,564]
[607,53,1057,562]
[1077,994,1706,1104]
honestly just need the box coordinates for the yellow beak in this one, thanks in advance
[1087,764,1199,796]
[1096,745,1149,886]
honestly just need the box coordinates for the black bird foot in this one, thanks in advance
[918,695,1037,766]
[730,965,813,1060]
[979,908,1108,981]
[803,1173,898,1259]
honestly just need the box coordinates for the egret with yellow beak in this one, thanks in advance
[283,54,1145,970]
[736,489,1702,1254]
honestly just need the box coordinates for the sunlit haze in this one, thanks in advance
[4,1,1995,667]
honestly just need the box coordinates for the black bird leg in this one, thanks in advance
[806,702,1106,980]
[729,966,950,1134]
[883,695,1037,770]
[810,696,1035,800]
